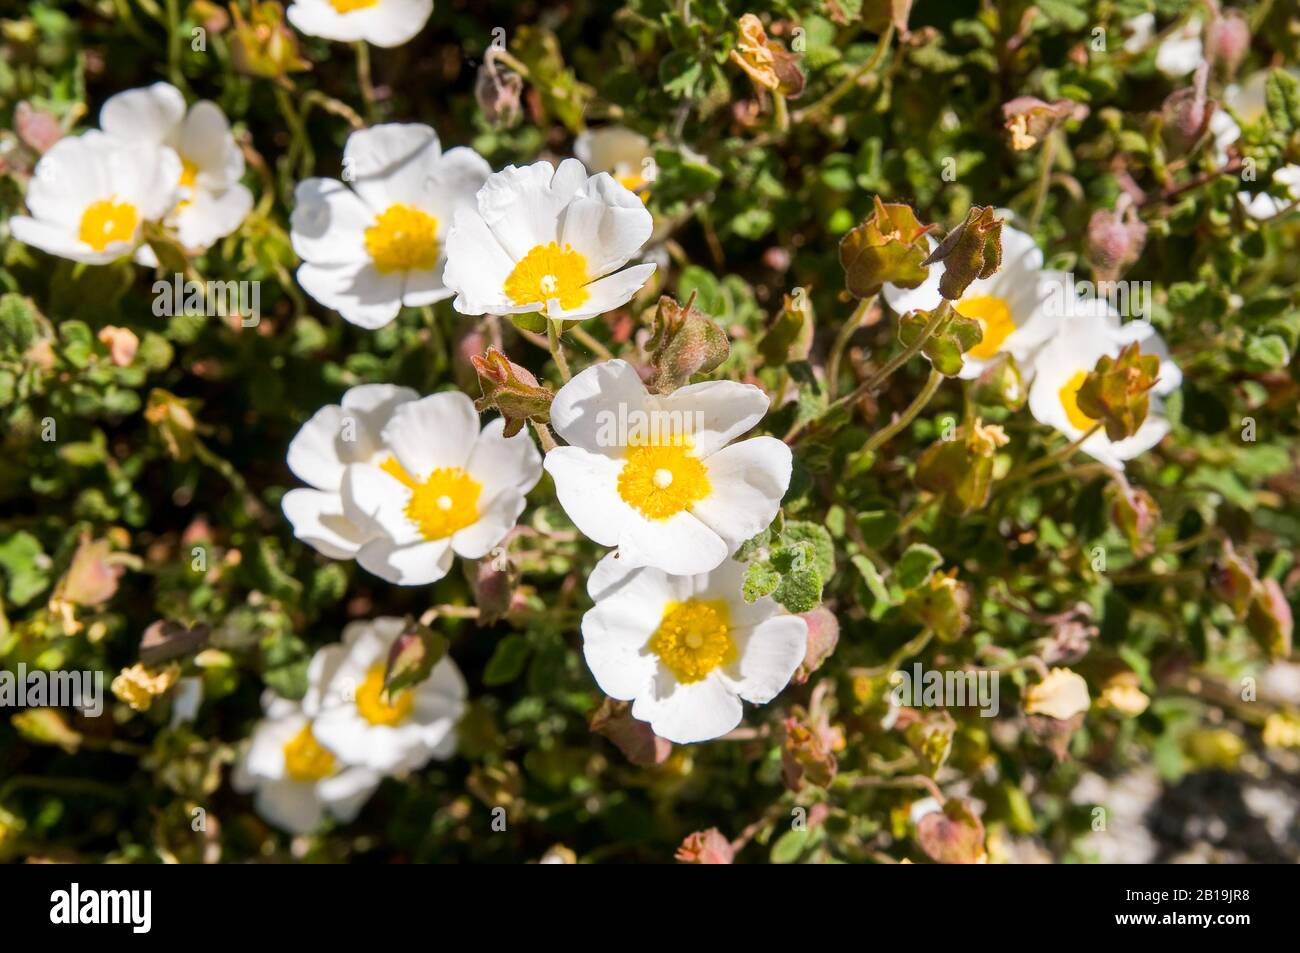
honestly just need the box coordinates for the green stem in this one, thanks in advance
[547,318,572,382]
[164,0,184,90]
[845,300,951,408]
[568,323,613,360]
[862,367,944,455]
[826,294,875,401]
[1028,131,1059,233]
[354,41,376,121]
[794,23,894,124]
[772,91,789,134]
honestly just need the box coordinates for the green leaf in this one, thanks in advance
[0,530,51,607]
[780,521,836,579]
[1244,334,1290,369]
[773,567,823,613]
[484,634,530,686]
[853,554,897,606]
[743,561,781,602]
[896,543,943,590]
[856,510,900,547]
[1265,68,1300,133]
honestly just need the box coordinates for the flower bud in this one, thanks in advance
[475,60,524,129]
[1247,577,1293,660]
[647,294,730,393]
[230,1,310,80]
[1161,63,1217,157]
[903,568,970,642]
[971,354,1026,410]
[781,709,841,791]
[758,291,814,366]
[590,697,672,766]
[923,205,1003,301]
[14,101,61,154]
[675,828,734,864]
[383,622,448,696]
[145,388,201,461]
[1206,10,1250,78]
[1107,477,1160,557]
[470,346,554,437]
[97,325,139,367]
[839,195,933,298]
[729,14,805,99]
[1076,341,1161,440]
[794,607,839,683]
[861,0,913,34]
[914,418,1008,516]
[1086,202,1147,283]
[916,798,986,864]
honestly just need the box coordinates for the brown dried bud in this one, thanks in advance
[1076,341,1161,440]
[780,708,842,791]
[470,346,554,438]
[675,828,734,864]
[1002,96,1086,151]
[475,59,524,129]
[729,14,806,99]
[839,196,933,298]
[916,798,986,864]
[923,205,1003,301]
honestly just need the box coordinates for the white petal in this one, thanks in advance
[9,216,122,264]
[659,378,771,457]
[100,82,185,144]
[287,403,350,489]
[722,615,807,704]
[356,536,454,585]
[291,178,371,264]
[444,207,520,316]
[254,779,326,834]
[464,416,543,497]
[618,509,729,575]
[178,100,243,183]
[548,262,656,321]
[543,447,630,547]
[341,463,419,545]
[316,767,381,822]
[690,437,791,553]
[297,259,404,329]
[340,382,419,452]
[558,172,653,278]
[632,676,742,744]
[381,391,480,478]
[450,488,524,559]
[582,600,660,700]
[476,158,588,260]
[548,359,651,455]
[343,123,441,212]
[282,488,371,559]
[174,183,252,249]
[420,146,492,224]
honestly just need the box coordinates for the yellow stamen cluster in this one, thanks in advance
[355,663,416,727]
[78,198,139,252]
[503,242,591,312]
[330,0,378,12]
[646,599,736,683]
[1058,369,1099,432]
[282,723,337,782]
[382,456,483,541]
[364,204,440,274]
[954,295,1016,361]
[617,444,711,520]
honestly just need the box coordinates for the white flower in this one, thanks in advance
[1027,302,1181,470]
[282,382,419,561]
[99,82,252,255]
[309,617,467,773]
[575,126,654,195]
[232,691,382,835]
[1122,12,1155,54]
[291,123,491,329]
[340,391,542,585]
[9,131,180,264]
[443,158,656,320]
[543,360,791,576]
[581,552,807,744]
[882,221,1062,381]
[1154,16,1203,78]
[1215,72,1300,219]
[286,0,431,48]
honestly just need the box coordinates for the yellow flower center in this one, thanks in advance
[282,723,336,782]
[646,599,736,684]
[955,295,1016,361]
[364,204,440,274]
[330,0,379,11]
[78,198,139,252]
[1058,369,1099,431]
[177,158,199,210]
[381,456,482,541]
[617,443,711,520]
[503,242,591,312]
[616,171,649,196]
[355,663,415,727]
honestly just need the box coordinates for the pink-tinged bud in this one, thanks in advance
[794,607,839,683]
[590,697,672,766]
[14,102,62,154]
[1001,96,1086,151]
[1086,201,1148,282]
[1209,541,1258,617]
[1161,63,1217,157]
[1107,478,1160,557]
[675,828,734,864]
[916,798,986,864]
[1206,10,1250,78]
[475,59,524,129]
[59,535,128,607]
[1247,578,1293,660]
[647,294,730,393]
[97,325,139,367]
[781,710,841,791]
